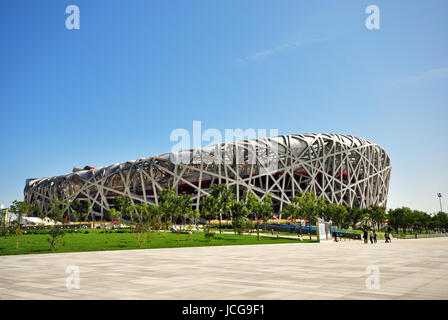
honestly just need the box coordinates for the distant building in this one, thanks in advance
[0,206,12,226]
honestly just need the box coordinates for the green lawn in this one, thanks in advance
[0,230,315,256]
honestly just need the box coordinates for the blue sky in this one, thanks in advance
[0,0,447,213]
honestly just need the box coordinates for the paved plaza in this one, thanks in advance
[1,237,447,299]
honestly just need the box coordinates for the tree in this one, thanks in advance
[365,205,387,231]
[346,206,363,229]
[295,191,327,240]
[70,199,91,225]
[200,196,217,241]
[176,195,194,230]
[326,203,348,229]
[433,211,448,232]
[281,203,299,220]
[359,208,371,229]
[192,208,200,226]
[135,203,165,244]
[148,203,164,232]
[410,210,429,233]
[158,187,178,229]
[388,207,412,233]
[108,208,121,230]
[9,200,39,249]
[245,219,255,234]
[245,191,262,239]
[200,195,215,220]
[257,194,273,236]
[108,208,121,227]
[209,184,234,234]
[200,194,216,239]
[281,201,304,236]
[318,202,332,223]
[115,196,133,224]
[245,192,260,220]
[230,201,249,238]
[130,203,150,247]
[44,199,69,251]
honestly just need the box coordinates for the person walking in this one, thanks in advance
[363,228,368,244]
[369,230,374,244]
[373,230,377,243]
[333,231,338,242]
[385,230,391,243]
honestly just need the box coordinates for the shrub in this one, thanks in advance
[47,228,65,251]
[203,224,215,242]
[205,232,215,241]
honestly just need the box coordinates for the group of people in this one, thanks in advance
[363,229,377,244]
[363,228,392,243]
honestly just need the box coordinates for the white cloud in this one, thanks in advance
[390,67,448,85]
[233,35,334,64]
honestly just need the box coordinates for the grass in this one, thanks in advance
[0,229,315,256]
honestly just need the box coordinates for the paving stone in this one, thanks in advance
[0,238,447,299]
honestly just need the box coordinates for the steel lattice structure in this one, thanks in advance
[24,134,391,218]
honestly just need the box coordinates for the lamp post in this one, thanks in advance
[437,193,443,213]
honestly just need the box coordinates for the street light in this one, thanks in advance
[437,193,443,213]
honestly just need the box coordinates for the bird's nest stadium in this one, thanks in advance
[24,133,391,218]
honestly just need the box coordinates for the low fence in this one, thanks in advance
[259,223,317,235]
[392,233,448,239]
[259,223,362,239]
[333,231,362,240]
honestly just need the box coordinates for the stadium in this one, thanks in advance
[24,133,391,218]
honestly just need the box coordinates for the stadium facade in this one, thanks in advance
[24,134,391,218]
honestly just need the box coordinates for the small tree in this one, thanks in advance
[209,184,234,233]
[149,203,164,233]
[108,208,121,227]
[200,196,217,240]
[192,208,200,226]
[230,201,249,238]
[281,202,301,236]
[245,192,261,239]
[131,203,148,247]
[295,191,327,240]
[115,196,133,224]
[246,219,254,234]
[177,195,193,230]
[158,187,178,230]
[45,199,69,251]
[200,195,214,223]
[257,194,273,235]
[9,200,38,249]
